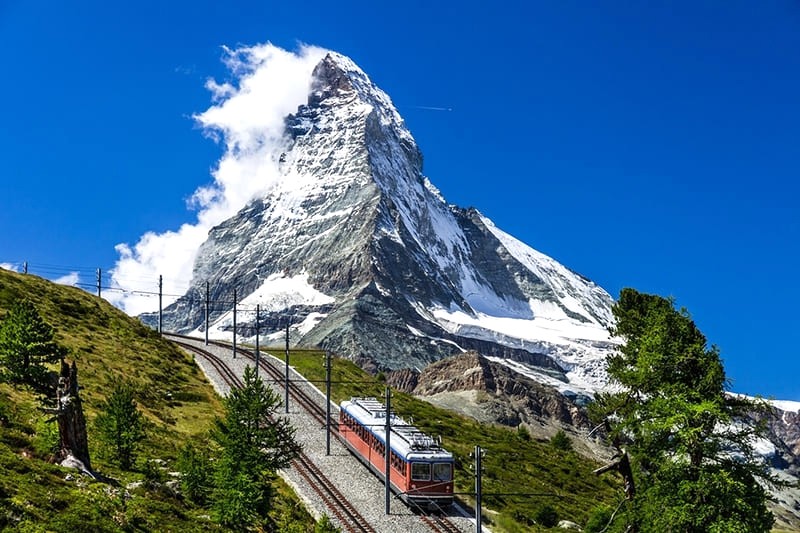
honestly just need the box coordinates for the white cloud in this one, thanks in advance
[53,272,80,287]
[111,42,328,316]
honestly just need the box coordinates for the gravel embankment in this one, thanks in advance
[174,335,476,533]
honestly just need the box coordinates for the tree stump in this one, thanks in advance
[54,360,92,473]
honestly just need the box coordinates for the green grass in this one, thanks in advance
[0,269,318,532]
[261,347,622,532]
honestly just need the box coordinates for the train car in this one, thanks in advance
[338,397,454,510]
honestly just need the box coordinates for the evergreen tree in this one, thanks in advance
[95,380,145,470]
[176,442,212,505]
[0,299,66,388]
[591,288,775,532]
[211,365,299,529]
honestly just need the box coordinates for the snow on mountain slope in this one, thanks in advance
[155,50,618,392]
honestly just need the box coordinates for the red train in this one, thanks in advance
[338,397,455,510]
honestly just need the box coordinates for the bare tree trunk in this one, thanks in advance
[54,360,92,472]
[595,449,638,532]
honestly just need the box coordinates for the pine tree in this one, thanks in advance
[0,298,66,388]
[176,442,212,505]
[592,288,775,532]
[211,365,299,528]
[95,380,145,470]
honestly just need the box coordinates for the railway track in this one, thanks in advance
[413,503,465,533]
[169,334,467,533]
[170,339,378,533]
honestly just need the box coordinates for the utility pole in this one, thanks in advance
[385,387,392,515]
[204,281,209,346]
[96,268,101,298]
[284,319,290,414]
[255,304,260,378]
[158,275,163,334]
[325,351,331,456]
[22,261,27,274]
[232,289,237,359]
[474,445,484,533]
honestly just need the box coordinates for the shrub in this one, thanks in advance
[31,417,59,458]
[94,380,145,470]
[584,505,613,533]
[550,429,572,451]
[534,503,559,528]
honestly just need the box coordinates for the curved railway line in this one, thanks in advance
[170,339,378,533]
[167,334,469,533]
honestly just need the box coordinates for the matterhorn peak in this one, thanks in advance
[157,48,617,398]
[308,54,357,106]
[299,52,413,147]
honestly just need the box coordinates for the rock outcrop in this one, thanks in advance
[389,352,591,431]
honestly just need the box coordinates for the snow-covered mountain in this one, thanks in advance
[155,52,617,395]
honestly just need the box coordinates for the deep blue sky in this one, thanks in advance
[1,1,798,400]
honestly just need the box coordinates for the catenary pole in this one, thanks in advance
[475,445,483,533]
[232,289,237,359]
[204,281,209,345]
[385,387,392,515]
[284,319,289,413]
[255,304,260,378]
[158,275,163,333]
[325,351,331,456]
[96,268,101,298]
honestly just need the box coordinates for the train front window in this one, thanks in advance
[411,462,431,481]
[433,462,452,482]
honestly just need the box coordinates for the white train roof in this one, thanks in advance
[340,397,453,461]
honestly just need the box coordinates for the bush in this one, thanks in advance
[315,514,341,532]
[31,417,59,458]
[585,505,613,532]
[94,380,145,470]
[534,504,559,528]
[550,429,572,451]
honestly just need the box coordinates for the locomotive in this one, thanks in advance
[339,397,455,509]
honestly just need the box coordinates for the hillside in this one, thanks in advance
[0,269,313,531]
[0,269,622,531]
[281,347,622,531]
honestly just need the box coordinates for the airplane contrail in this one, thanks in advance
[411,105,453,112]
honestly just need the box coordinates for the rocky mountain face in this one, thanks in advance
[156,52,617,393]
[386,352,591,431]
[756,408,800,475]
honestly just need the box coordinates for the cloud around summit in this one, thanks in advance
[110,42,327,316]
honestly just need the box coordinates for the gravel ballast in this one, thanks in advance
[174,335,477,533]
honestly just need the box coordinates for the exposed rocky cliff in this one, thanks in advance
[388,352,591,432]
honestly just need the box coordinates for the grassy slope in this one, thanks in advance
[13,269,783,531]
[0,270,314,532]
[268,347,621,532]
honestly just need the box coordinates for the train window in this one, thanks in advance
[411,462,431,481]
[433,463,452,481]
